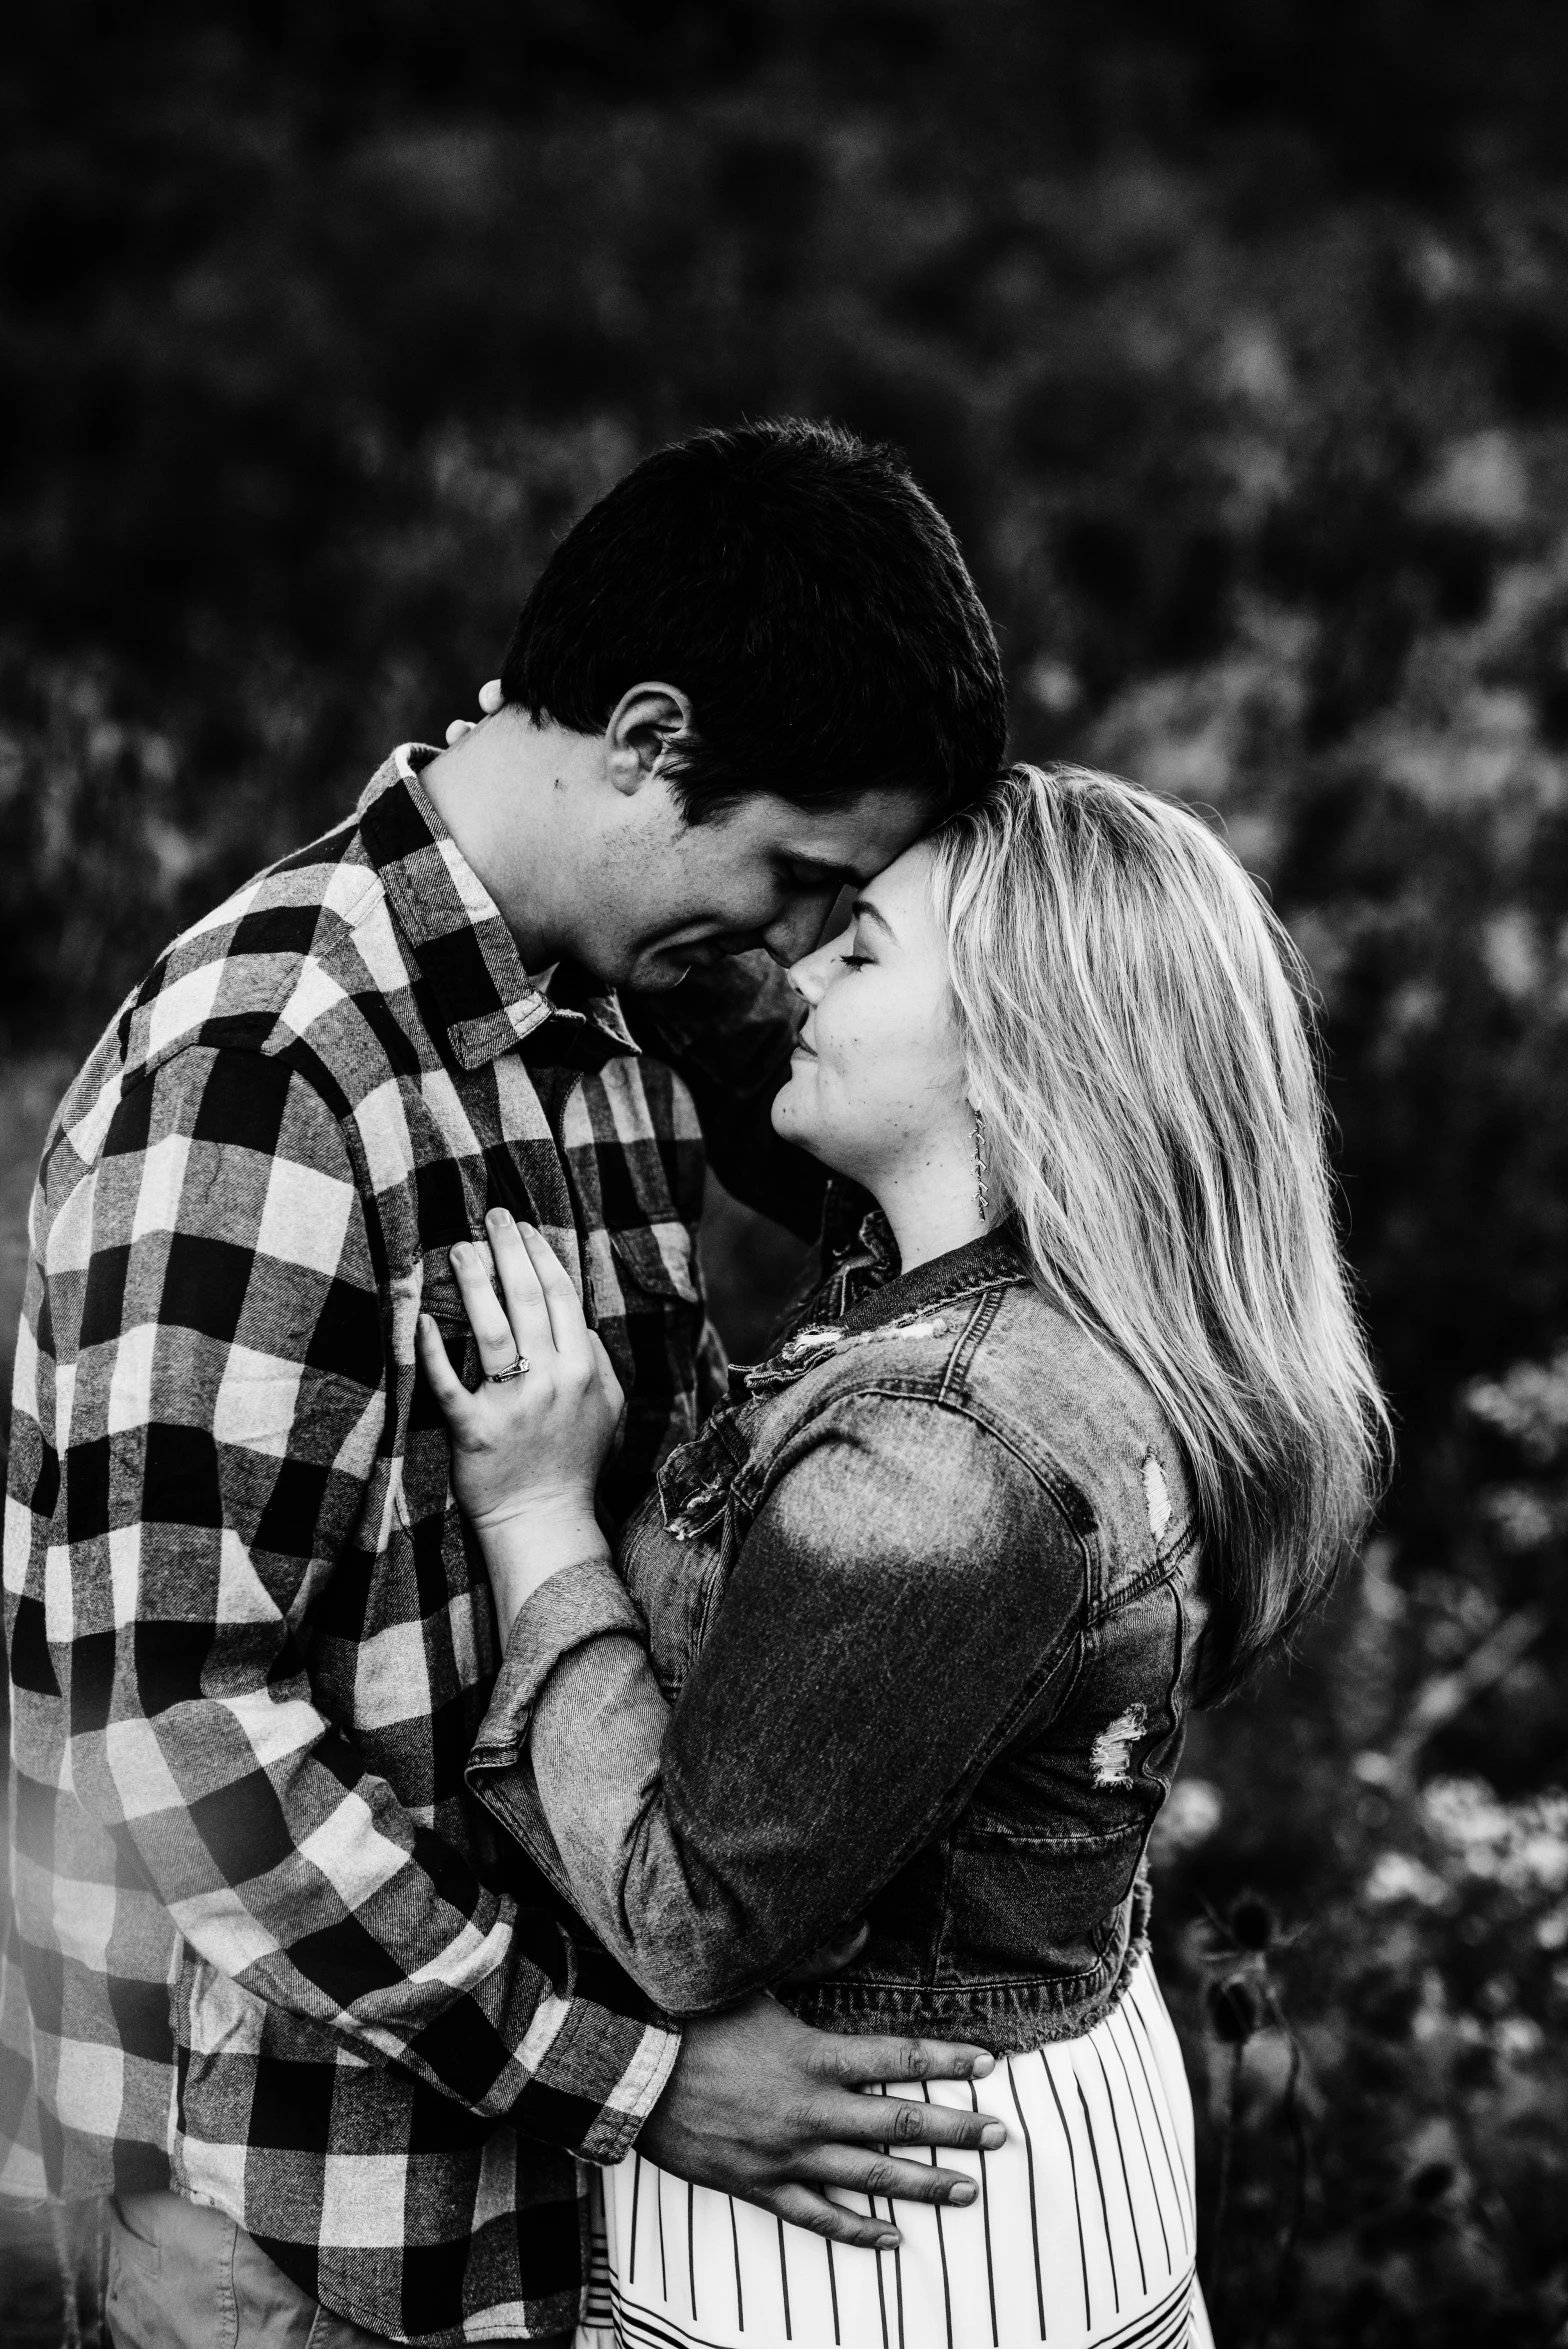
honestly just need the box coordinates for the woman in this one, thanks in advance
[418,763,1387,2349]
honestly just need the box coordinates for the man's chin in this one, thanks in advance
[626,940,736,990]
[622,951,698,993]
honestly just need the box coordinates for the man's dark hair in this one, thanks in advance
[500,418,1007,822]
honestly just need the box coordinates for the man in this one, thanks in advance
[1,421,1010,2346]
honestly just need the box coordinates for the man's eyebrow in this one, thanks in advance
[849,897,897,941]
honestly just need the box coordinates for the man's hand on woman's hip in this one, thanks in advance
[638,1993,1005,2250]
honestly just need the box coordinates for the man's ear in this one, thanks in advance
[604,683,694,796]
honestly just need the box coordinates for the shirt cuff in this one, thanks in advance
[470,1555,646,1773]
[600,2015,682,2164]
[534,1990,682,2166]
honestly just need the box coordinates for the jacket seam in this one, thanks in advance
[928,1825,962,1986]
[937,1284,1002,1405]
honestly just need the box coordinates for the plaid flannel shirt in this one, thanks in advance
[0,745,759,2344]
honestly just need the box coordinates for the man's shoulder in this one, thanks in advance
[124,798,406,1064]
[44,804,415,1179]
[125,810,388,1062]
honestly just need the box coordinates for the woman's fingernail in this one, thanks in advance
[969,2053,994,2076]
[877,2232,900,2250]
[981,2123,1005,2149]
[488,1206,513,1226]
[949,2182,977,2205]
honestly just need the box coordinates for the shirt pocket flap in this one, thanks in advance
[418,1237,501,1335]
[420,1269,469,1329]
[609,1221,700,1306]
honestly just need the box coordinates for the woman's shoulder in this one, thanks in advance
[734,1248,1195,1559]
[729,1283,1040,1506]
[769,1263,1163,1447]
[765,1266,1193,1562]
[740,1317,1085,1599]
[966,1279,1197,1565]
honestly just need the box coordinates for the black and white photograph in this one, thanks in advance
[1,7,1566,2346]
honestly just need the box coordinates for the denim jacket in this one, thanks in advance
[469,1211,1209,2052]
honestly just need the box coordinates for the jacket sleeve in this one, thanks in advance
[622,953,829,1241]
[468,1390,1086,2013]
[9,1044,675,2158]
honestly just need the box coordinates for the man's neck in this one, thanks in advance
[419,712,592,970]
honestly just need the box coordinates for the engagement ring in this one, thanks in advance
[486,1355,530,1384]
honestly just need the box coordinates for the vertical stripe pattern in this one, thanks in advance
[580,1955,1209,2349]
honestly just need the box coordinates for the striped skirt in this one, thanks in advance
[578,1953,1213,2349]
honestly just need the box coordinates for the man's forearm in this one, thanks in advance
[62,1638,674,2152]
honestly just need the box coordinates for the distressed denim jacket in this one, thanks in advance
[469,1210,1210,2052]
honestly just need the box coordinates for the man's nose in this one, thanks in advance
[762,894,841,965]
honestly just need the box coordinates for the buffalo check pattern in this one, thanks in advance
[0,746,732,2344]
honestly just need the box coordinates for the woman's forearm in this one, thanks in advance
[467,1564,753,2012]
[529,1631,753,2010]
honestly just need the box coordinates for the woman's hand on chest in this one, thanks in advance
[416,1206,625,1632]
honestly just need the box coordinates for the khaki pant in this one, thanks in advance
[106,2189,571,2349]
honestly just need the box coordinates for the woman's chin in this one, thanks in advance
[769,1080,803,1142]
[771,1086,851,1180]
[771,1077,822,1155]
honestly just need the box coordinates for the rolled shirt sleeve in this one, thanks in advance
[21,1043,675,2156]
[469,1391,1087,2014]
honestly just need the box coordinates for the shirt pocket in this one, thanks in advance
[406,1250,488,1409]
[418,1257,478,1347]
[598,1222,707,1487]
[389,1247,482,1548]
[606,1220,702,1309]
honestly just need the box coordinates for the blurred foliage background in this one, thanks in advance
[3,3,1568,2342]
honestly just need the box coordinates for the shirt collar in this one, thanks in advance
[356,744,636,1073]
[734,1216,1030,1405]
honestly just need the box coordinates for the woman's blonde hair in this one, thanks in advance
[927,764,1389,1703]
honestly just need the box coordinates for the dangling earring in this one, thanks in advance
[972,1106,990,1227]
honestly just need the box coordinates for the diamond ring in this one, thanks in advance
[486,1354,530,1384]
